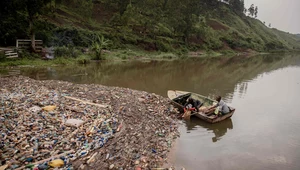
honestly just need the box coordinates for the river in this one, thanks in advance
[1,54,300,170]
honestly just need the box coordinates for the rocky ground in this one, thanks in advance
[0,76,180,170]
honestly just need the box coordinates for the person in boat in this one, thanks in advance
[184,97,202,112]
[206,96,230,115]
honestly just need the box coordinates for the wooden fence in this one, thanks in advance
[0,48,18,58]
[16,39,43,52]
[5,50,18,58]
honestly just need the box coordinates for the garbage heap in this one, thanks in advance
[0,76,179,170]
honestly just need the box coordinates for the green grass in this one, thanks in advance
[0,50,180,67]
[103,48,181,61]
[0,55,92,67]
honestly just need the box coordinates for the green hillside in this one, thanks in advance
[1,0,300,54]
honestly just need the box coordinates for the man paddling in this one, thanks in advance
[206,96,230,115]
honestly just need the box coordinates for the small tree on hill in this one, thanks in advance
[244,8,247,14]
[248,4,255,17]
[254,6,258,18]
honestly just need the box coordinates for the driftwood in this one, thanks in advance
[64,96,109,108]
[15,150,75,170]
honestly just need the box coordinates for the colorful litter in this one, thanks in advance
[0,76,179,169]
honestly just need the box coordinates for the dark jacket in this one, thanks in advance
[184,98,201,112]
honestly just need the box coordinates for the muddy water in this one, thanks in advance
[2,54,300,170]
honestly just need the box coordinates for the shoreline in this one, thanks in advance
[0,76,180,170]
[0,48,290,67]
[163,134,180,169]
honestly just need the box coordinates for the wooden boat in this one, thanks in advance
[167,90,235,123]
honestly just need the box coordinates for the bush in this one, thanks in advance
[54,46,81,58]
[206,36,223,50]
[221,50,236,55]
[50,28,100,47]
[52,58,70,65]
[155,53,177,59]
[194,25,223,50]
[121,55,128,60]
[76,55,91,64]
[265,41,286,51]
[19,51,41,59]
[155,40,174,52]
[154,23,174,37]
[90,35,111,60]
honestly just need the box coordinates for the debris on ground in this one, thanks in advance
[0,76,180,169]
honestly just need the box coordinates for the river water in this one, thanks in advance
[1,54,300,170]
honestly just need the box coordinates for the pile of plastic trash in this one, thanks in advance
[0,76,179,170]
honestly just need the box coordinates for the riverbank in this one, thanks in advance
[0,76,180,170]
[0,48,262,67]
[2,47,299,68]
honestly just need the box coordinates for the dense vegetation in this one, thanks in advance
[1,0,300,56]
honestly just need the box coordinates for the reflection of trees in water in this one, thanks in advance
[18,54,300,98]
[186,117,233,143]
[21,67,56,80]
[235,81,249,98]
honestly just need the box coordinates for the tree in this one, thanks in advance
[230,0,245,14]
[15,0,52,51]
[91,35,111,60]
[248,4,255,17]
[0,0,31,46]
[244,8,247,14]
[0,0,14,45]
[254,6,258,18]
[269,23,272,28]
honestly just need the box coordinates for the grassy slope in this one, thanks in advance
[209,7,300,51]
[43,2,300,53]
[271,29,300,49]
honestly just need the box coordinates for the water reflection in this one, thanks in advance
[234,81,249,99]
[2,54,299,100]
[186,117,233,142]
